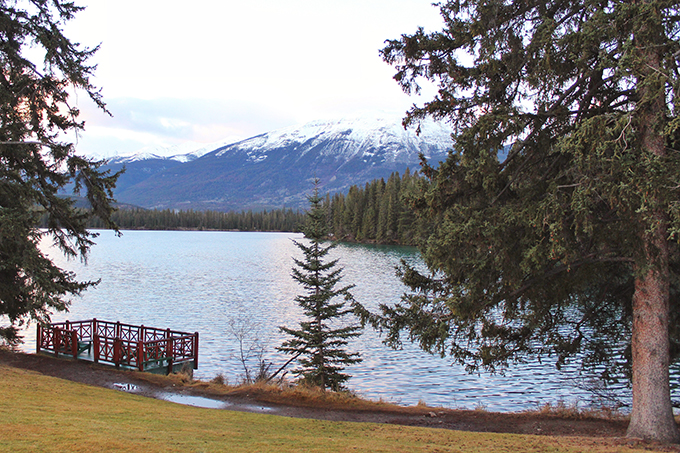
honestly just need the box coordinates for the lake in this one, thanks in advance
[19,230,643,411]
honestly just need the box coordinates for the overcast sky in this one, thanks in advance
[60,1,444,158]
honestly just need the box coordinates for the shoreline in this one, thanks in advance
[0,348,637,440]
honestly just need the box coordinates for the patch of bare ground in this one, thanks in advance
[2,349,679,451]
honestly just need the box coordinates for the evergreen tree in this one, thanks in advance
[363,0,680,442]
[278,181,362,391]
[0,1,119,344]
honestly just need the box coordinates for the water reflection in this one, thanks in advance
[159,393,229,409]
[16,230,644,412]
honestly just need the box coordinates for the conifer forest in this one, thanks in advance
[82,169,426,246]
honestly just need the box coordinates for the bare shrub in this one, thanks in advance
[228,317,273,384]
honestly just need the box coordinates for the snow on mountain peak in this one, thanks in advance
[215,113,453,159]
[108,113,453,165]
[110,138,239,164]
[104,113,456,212]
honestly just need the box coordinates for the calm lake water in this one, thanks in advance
[18,230,649,411]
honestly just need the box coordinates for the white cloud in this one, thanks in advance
[63,0,444,156]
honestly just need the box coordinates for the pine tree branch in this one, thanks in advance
[509,256,635,300]
[0,140,50,147]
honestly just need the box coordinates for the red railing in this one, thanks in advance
[37,319,199,373]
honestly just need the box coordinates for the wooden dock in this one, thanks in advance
[36,319,198,374]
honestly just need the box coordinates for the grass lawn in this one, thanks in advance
[0,365,668,452]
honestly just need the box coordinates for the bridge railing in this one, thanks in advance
[37,319,199,373]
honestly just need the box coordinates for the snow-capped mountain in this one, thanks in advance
[216,114,452,163]
[108,138,236,164]
[105,114,453,211]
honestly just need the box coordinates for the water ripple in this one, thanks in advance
[15,230,655,412]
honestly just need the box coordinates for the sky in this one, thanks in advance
[60,1,445,158]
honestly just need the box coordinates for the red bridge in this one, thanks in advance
[37,319,199,374]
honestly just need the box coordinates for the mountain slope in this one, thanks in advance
[108,115,453,211]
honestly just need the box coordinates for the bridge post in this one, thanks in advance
[36,324,41,354]
[113,337,122,368]
[166,332,174,375]
[137,340,144,371]
[54,327,61,357]
[194,332,199,369]
[71,330,78,357]
[93,334,100,363]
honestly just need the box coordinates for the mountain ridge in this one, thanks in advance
[104,115,453,211]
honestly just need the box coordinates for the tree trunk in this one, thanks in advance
[628,244,679,442]
[627,0,680,443]
[626,117,680,443]
[627,6,679,437]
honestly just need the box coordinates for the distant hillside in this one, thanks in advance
[103,114,453,211]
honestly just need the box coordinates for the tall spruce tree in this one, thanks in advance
[0,1,119,344]
[278,181,362,391]
[363,0,680,442]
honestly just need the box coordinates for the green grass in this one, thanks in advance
[0,365,664,452]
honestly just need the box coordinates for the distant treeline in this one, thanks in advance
[86,208,306,232]
[323,169,427,245]
[71,170,426,244]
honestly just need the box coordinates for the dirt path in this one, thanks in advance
[0,349,651,441]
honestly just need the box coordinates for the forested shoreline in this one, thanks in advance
[325,169,427,245]
[80,170,426,246]
[86,207,306,233]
